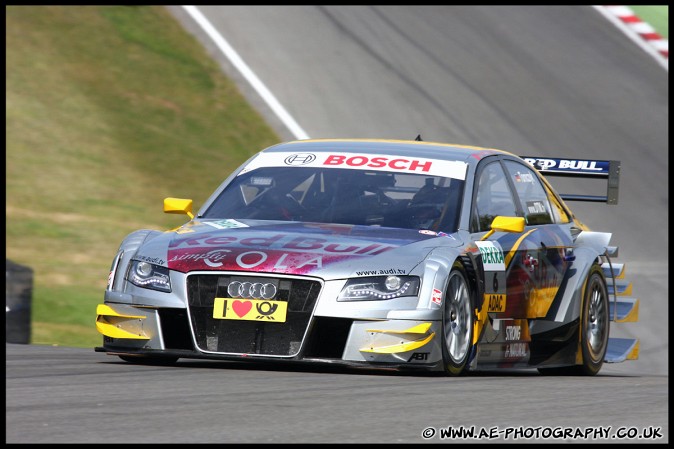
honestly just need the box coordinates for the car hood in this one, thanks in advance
[134,219,462,279]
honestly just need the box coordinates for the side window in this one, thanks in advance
[542,181,570,223]
[504,160,553,225]
[472,161,518,232]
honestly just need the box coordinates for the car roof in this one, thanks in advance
[262,138,517,163]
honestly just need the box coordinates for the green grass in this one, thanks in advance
[6,6,280,348]
[630,6,668,38]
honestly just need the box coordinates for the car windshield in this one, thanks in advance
[202,166,465,232]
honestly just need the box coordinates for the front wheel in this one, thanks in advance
[440,263,475,376]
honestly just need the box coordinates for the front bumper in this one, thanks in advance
[95,302,445,371]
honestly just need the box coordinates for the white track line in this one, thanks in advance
[592,5,668,71]
[181,5,310,140]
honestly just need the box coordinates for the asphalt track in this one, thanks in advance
[6,6,668,444]
[5,343,668,444]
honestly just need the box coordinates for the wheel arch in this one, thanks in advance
[529,245,605,336]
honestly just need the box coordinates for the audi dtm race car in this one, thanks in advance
[95,139,639,375]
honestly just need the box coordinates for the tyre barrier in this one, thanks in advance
[6,259,32,344]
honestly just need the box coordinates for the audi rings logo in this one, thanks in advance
[284,153,316,166]
[227,281,278,300]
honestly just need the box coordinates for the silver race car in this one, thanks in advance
[96,139,639,375]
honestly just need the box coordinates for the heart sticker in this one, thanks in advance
[232,300,252,317]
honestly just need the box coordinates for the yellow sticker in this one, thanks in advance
[485,293,506,313]
[212,297,287,323]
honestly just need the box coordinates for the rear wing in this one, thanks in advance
[521,157,620,205]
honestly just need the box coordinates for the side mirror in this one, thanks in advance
[164,197,194,219]
[481,216,525,240]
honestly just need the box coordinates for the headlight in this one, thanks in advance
[127,260,171,293]
[338,276,420,301]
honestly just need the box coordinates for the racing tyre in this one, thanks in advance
[538,264,609,376]
[441,263,475,376]
[577,264,610,375]
[118,355,179,366]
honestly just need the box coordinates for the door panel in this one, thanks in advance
[495,226,571,318]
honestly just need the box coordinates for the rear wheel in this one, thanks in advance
[578,265,610,375]
[440,263,475,376]
[538,264,609,376]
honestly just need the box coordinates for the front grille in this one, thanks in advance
[186,274,321,356]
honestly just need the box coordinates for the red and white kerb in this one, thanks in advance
[598,5,668,60]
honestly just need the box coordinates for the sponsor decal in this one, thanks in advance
[249,176,274,186]
[203,219,249,230]
[323,154,434,173]
[171,248,327,272]
[482,269,507,311]
[168,229,409,274]
[514,172,534,183]
[524,253,538,272]
[505,325,521,341]
[419,230,437,236]
[501,319,531,342]
[355,268,406,276]
[431,288,443,306]
[475,241,505,271]
[485,293,506,313]
[169,232,394,253]
[284,153,316,165]
[212,297,287,322]
[135,255,166,266]
[523,158,609,174]
[408,352,429,361]
[238,152,468,180]
[504,342,528,358]
[526,201,547,215]
[494,319,531,342]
